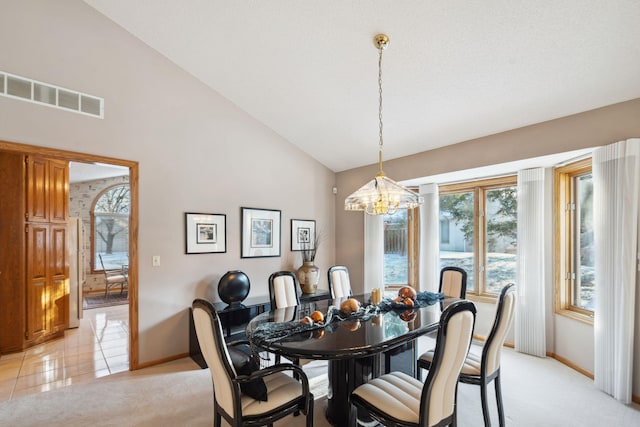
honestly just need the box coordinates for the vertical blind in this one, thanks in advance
[419,183,440,293]
[515,167,546,357]
[593,138,639,403]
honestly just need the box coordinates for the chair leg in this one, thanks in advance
[480,381,491,427]
[293,357,300,380]
[306,398,314,427]
[348,402,357,427]
[214,411,221,427]
[494,375,505,427]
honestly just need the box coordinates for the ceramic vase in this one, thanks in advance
[217,270,250,306]
[296,261,319,294]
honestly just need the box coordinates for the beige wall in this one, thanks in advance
[0,1,336,364]
[336,97,640,397]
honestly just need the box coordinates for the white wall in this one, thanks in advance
[0,0,336,365]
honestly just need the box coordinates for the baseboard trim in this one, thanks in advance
[133,352,189,371]
[547,352,594,379]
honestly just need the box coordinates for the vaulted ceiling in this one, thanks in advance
[84,0,640,172]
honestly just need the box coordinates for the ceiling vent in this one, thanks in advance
[0,71,103,119]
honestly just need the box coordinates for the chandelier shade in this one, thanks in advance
[344,33,423,215]
[345,172,424,216]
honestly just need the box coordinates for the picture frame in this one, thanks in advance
[241,207,281,258]
[291,219,316,251]
[185,213,227,254]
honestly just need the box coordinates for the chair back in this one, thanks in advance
[482,283,516,377]
[98,253,107,271]
[191,299,238,417]
[421,300,476,426]
[439,266,467,298]
[269,271,300,309]
[273,305,297,323]
[328,265,352,299]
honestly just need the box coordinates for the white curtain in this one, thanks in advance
[514,168,546,357]
[593,138,639,403]
[364,214,384,293]
[418,183,440,292]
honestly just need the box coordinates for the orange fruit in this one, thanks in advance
[300,316,314,326]
[398,286,417,301]
[340,298,361,314]
[310,310,324,323]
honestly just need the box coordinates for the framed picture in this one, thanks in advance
[241,207,281,258]
[291,219,316,251]
[185,213,226,254]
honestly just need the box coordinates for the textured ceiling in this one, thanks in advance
[84,0,640,172]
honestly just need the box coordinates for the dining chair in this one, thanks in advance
[191,298,314,427]
[98,253,128,298]
[350,300,476,427]
[268,271,303,368]
[439,266,467,299]
[384,267,468,377]
[328,265,352,299]
[268,271,300,309]
[418,284,516,427]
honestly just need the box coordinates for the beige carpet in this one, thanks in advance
[1,346,639,426]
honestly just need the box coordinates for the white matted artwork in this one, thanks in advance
[185,212,226,254]
[241,207,281,258]
[291,219,316,251]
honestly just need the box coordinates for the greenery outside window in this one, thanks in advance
[92,184,130,272]
[555,159,594,322]
[439,176,517,300]
[383,207,419,289]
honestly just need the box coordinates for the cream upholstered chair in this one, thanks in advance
[328,265,352,299]
[350,300,476,427]
[413,266,467,374]
[439,266,467,299]
[191,299,314,427]
[98,254,128,298]
[268,271,302,367]
[268,271,300,309]
[418,284,516,427]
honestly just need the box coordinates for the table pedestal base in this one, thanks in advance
[326,355,380,427]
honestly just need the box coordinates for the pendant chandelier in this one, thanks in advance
[344,34,423,215]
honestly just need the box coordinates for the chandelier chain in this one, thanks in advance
[378,45,384,152]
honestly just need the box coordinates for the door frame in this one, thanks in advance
[0,140,140,370]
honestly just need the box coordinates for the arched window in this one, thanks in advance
[92,184,130,271]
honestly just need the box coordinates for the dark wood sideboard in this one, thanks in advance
[189,290,331,368]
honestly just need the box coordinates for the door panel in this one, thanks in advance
[49,160,68,223]
[26,224,48,339]
[26,156,49,222]
[50,225,68,332]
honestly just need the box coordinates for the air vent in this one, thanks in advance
[0,71,103,119]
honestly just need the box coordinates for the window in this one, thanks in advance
[439,176,517,298]
[383,208,419,288]
[555,159,594,321]
[92,184,130,271]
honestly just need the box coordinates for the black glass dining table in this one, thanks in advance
[245,294,458,427]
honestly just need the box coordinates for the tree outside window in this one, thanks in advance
[439,177,517,297]
[93,184,130,271]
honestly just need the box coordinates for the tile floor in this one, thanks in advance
[0,304,129,401]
